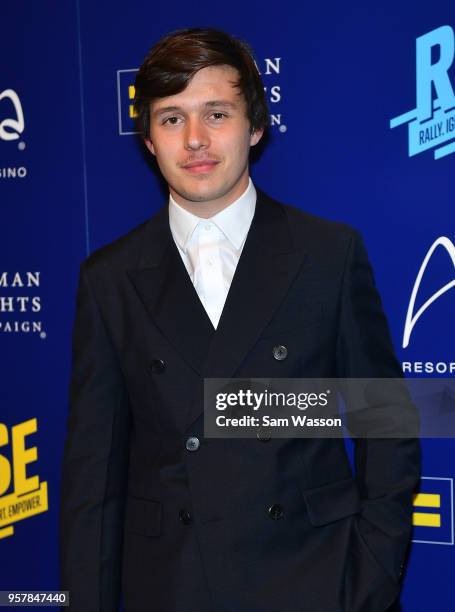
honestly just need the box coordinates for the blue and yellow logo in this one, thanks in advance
[0,418,48,540]
[117,69,139,135]
[412,477,453,545]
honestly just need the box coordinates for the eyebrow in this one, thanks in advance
[153,100,238,117]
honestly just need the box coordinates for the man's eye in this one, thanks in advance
[211,112,227,120]
[163,116,181,125]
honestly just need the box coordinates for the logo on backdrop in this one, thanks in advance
[117,56,286,136]
[0,88,27,180]
[402,237,455,375]
[390,25,455,160]
[0,418,48,540]
[412,477,454,545]
[0,271,46,337]
[0,89,24,142]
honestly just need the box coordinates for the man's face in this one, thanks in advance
[145,65,263,216]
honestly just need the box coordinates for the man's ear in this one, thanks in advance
[250,128,264,147]
[144,138,156,156]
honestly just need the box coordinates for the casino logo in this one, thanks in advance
[117,56,285,136]
[0,418,48,540]
[401,237,455,375]
[412,477,454,545]
[0,88,27,179]
[0,89,24,142]
[390,25,455,160]
[403,236,455,349]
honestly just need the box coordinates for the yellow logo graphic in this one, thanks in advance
[413,492,441,527]
[412,477,454,545]
[117,69,139,135]
[128,85,137,119]
[0,418,48,540]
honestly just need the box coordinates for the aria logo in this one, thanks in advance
[0,88,27,180]
[390,25,455,160]
[403,236,455,349]
[0,89,25,145]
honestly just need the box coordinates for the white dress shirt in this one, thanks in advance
[168,177,257,329]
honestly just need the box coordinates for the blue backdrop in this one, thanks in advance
[1,1,454,610]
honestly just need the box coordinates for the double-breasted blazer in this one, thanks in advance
[60,187,420,612]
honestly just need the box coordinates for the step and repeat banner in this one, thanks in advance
[1,1,454,610]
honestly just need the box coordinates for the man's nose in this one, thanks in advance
[184,117,210,150]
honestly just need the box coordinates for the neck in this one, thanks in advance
[170,175,250,219]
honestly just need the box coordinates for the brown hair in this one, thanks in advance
[134,27,269,138]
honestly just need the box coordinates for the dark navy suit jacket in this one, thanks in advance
[60,188,420,612]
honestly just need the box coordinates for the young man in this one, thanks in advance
[60,27,420,612]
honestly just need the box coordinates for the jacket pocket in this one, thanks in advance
[302,477,361,526]
[124,496,162,537]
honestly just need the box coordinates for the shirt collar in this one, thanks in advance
[169,177,257,253]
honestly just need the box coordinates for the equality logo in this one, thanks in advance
[412,477,453,545]
[0,418,48,540]
[0,89,25,144]
[116,69,138,136]
[390,25,455,160]
[116,57,285,136]
[403,237,455,349]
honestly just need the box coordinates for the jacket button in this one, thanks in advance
[150,359,166,373]
[185,436,200,451]
[268,504,284,520]
[273,345,288,361]
[257,428,272,442]
[179,509,192,525]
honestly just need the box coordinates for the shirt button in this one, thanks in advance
[272,345,288,361]
[205,224,211,231]
[179,509,192,525]
[150,359,166,373]
[185,436,200,451]
[268,504,284,520]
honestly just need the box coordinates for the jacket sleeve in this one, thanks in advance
[60,261,130,612]
[335,230,421,585]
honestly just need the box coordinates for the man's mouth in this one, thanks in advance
[183,160,220,173]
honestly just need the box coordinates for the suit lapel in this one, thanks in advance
[127,205,214,376]
[126,191,307,430]
[184,189,307,427]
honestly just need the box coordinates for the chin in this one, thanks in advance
[178,185,225,204]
